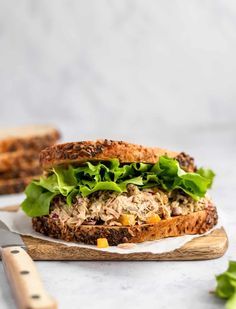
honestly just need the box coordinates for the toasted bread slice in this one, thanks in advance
[0,150,40,172]
[0,125,60,153]
[0,175,40,195]
[0,167,41,180]
[40,140,195,171]
[32,205,217,246]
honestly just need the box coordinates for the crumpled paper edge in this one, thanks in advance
[0,209,223,255]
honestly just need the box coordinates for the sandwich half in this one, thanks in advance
[21,140,217,246]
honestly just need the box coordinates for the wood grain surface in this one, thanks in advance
[0,206,228,261]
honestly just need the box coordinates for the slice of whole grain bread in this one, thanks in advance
[0,175,40,195]
[0,125,60,153]
[0,150,40,172]
[0,167,41,180]
[40,139,195,172]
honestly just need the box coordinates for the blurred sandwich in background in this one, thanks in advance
[0,125,60,194]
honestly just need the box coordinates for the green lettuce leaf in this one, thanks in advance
[37,174,59,193]
[66,189,80,206]
[53,165,77,196]
[21,183,57,217]
[21,156,215,217]
[197,168,215,189]
[215,261,236,309]
[227,294,236,309]
[149,156,212,198]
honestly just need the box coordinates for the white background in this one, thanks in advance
[0,1,235,308]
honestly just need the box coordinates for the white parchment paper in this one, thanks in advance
[0,209,222,254]
[0,193,25,209]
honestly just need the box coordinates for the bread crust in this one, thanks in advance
[0,125,60,153]
[0,175,40,195]
[0,150,40,172]
[0,167,41,180]
[32,205,217,246]
[40,140,183,170]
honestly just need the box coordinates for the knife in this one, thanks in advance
[0,220,57,309]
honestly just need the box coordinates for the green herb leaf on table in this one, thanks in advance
[215,261,236,309]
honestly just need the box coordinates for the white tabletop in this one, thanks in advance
[0,142,235,309]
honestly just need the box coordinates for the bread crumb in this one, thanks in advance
[117,243,136,249]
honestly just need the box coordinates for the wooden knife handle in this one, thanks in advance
[1,246,57,309]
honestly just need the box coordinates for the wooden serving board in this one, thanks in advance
[0,207,228,261]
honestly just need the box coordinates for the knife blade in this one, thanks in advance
[0,219,57,309]
[0,220,25,248]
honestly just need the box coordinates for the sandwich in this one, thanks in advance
[21,140,217,246]
[0,125,60,194]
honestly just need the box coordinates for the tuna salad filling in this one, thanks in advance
[48,184,213,227]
